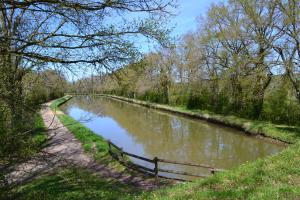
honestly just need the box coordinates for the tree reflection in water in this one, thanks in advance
[60,96,285,180]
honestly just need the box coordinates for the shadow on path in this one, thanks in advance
[5,102,171,192]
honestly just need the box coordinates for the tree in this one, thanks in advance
[273,0,300,103]
[88,0,300,125]
[147,50,174,104]
[0,0,175,188]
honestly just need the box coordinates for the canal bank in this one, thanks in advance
[23,95,300,199]
[92,94,295,145]
[92,94,299,199]
[49,95,171,188]
[16,95,298,199]
[60,95,287,180]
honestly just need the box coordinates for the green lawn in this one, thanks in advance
[9,95,300,200]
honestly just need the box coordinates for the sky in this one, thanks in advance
[170,0,224,37]
[138,0,225,53]
[67,0,225,81]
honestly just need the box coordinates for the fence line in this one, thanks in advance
[107,140,224,181]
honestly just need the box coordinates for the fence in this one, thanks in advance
[108,140,224,181]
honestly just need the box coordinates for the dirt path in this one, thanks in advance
[6,102,166,190]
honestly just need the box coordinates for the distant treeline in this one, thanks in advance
[72,0,300,126]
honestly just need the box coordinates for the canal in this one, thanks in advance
[60,96,285,180]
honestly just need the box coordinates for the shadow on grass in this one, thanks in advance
[270,125,300,143]
[9,167,140,200]
[275,126,300,136]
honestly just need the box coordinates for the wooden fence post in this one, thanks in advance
[106,140,223,181]
[154,157,158,182]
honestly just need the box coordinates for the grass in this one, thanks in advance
[98,95,300,199]
[9,95,300,200]
[0,113,47,199]
[31,113,47,149]
[10,168,137,200]
[51,96,128,169]
[5,96,140,200]
[56,114,120,167]
[139,142,300,199]
[57,113,108,158]
[49,95,72,110]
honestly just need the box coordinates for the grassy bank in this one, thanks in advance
[50,95,72,110]
[103,94,299,144]
[141,141,300,199]
[12,95,300,199]
[8,96,140,200]
[52,95,108,158]
[99,95,300,199]
[50,95,128,169]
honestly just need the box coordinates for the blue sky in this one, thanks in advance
[67,0,225,81]
[172,0,222,36]
[138,0,225,53]
[170,0,224,37]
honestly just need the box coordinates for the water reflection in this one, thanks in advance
[60,96,285,179]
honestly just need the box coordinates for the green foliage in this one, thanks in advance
[138,90,166,104]
[186,89,210,110]
[0,111,47,167]
[23,70,68,106]
[101,75,300,126]
[262,80,300,126]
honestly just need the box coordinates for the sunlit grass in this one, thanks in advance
[51,96,128,170]
[104,95,300,199]
[139,141,300,199]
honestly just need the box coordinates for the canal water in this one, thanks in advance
[60,96,285,180]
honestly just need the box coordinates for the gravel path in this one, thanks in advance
[6,101,167,190]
